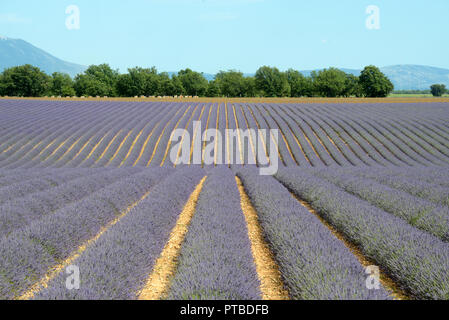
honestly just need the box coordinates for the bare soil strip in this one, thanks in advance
[231,104,245,165]
[79,131,110,165]
[225,102,230,166]
[146,106,186,166]
[270,107,313,166]
[138,176,207,300]
[31,138,57,161]
[161,104,199,166]
[214,103,220,166]
[290,193,409,300]
[53,137,82,164]
[132,123,160,166]
[17,191,153,300]
[93,130,123,164]
[105,130,133,166]
[245,104,271,165]
[70,136,95,163]
[289,110,339,165]
[187,104,206,165]
[41,136,73,162]
[119,129,144,167]
[235,177,290,300]
[239,105,258,165]
[252,105,285,165]
[262,105,298,165]
[201,105,213,167]
[283,107,325,165]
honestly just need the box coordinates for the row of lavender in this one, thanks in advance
[0,167,174,299]
[0,165,448,299]
[274,167,449,299]
[41,167,425,300]
[1,100,449,168]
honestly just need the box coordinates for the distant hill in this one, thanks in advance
[0,36,86,78]
[380,65,449,90]
[1,36,448,90]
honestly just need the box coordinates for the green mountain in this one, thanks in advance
[0,36,86,78]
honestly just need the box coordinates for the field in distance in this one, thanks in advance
[2,96,449,104]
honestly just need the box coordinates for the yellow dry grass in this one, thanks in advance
[170,104,203,167]
[119,129,144,167]
[201,104,213,166]
[79,131,110,165]
[261,106,299,165]
[298,123,324,164]
[214,103,220,166]
[2,138,32,155]
[239,104,258,165]
[160,105,197,166]
[235,177,290,300]
[41,136,72,162]
[6,96,449,104]
[246,104,271,165]
[252,105,284,164]
[70,136,95,163]
[146,106,188,166]
[138,176,207,300]
[31,138,57,161]
[105,130,133,166]
[53,136,82,164]
[16,191,152,300]
[231,104,245,165]
[273,109,312,166]
[186,105,206,165]
[266,108,298,165]
[132,123,161,166]
[2,144,15,154]
[94,130,122,164]
[309,127,339,164]
[225,102,231,166]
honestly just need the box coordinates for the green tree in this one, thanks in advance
[115,67,157,97]
[0,64,51,97]
[170,75,185,96]
[156,72,172,96]
[285,69,315,97]
[74,64,119,97]
[359,65,394,97]
[255,66,290,97]
[243,77,258,97]
[312,68,348,97]
[215,70,246,97]
[206,80,221,97]
[50,72,75,97]
[430,84,446,97]
[177,69,208,96]
[343,74,363,97]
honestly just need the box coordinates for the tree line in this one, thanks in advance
[0,63,402,98]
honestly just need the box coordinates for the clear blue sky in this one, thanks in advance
[1,0,448,73]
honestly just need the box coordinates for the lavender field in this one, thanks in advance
[1,99,449,300]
